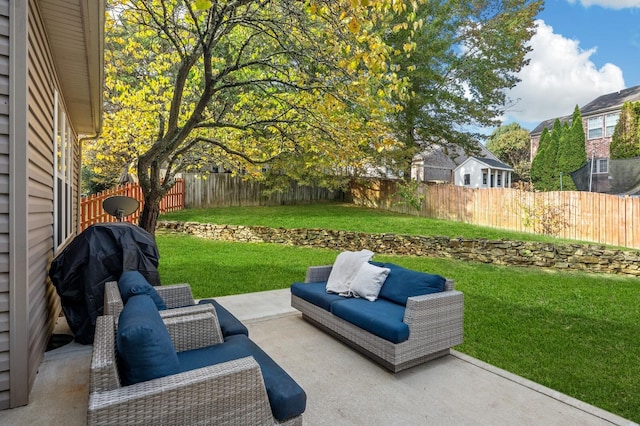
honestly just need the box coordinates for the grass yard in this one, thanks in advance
[156,204,640,422]
[160,203,579,244]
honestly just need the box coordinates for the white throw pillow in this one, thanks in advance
[325,250,374,295]
[349,262,391,302]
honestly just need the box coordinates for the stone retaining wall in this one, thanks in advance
[157,221,640,277]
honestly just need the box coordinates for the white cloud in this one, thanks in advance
[505,20,625,125]
[568,0,640,9]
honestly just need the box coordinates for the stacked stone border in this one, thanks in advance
[157,221,640,277]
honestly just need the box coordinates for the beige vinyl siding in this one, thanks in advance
[21,0,68,403]
[0,0,10,410]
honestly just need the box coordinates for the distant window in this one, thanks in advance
[53,90,75,250]
[482,172,487,185]
[464,173,470,185]
[605,113,619,137]
[497,173,502,186]
[588,117,603,139]
[594,158,608,174]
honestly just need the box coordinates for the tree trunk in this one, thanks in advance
[138,193,162,235]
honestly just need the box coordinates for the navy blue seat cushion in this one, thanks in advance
[116,295,180,386]
[290,282,346,311]
[118,271,167,310]
[197,299,249,337]
[372,262,446,306]
[178,334,306,422]
[330,297,409,344]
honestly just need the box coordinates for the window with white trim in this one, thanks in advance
[53,90,75,250]
[594,158,608,174]
[463,173,470,185]
[587,117,603,139]
[605,113,619,137]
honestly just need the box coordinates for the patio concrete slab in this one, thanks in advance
[1,288,636,425]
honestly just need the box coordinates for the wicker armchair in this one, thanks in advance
[292,265,464,372]
[103,280,213,319]
[88,311,302,425]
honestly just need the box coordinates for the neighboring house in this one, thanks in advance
[453,157,513,188]
[2,0,103,409]
[411,142,509,186]
[529,85,640,192]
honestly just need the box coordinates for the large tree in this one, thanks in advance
[380,0,543,172]
[486,123,531,182]
[610,101,640,159]
[555,106,586,190]
[96,0,407,233]
[530,108,586,191]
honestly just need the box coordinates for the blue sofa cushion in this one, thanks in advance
[116,295,180,386]
[118,271,167,310]
[178,334,306,422]
[373,262,446,306]
[198,299,249,337]
[290,282,346,311]
[330,297,410,344]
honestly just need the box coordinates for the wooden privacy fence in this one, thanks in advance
[350,180,640,249]
[80,179,185,230]
[184,173,342,208]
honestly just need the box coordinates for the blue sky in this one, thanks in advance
[502,0,640,130]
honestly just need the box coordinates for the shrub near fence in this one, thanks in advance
[349,180,640,250]
[80,179,185,230]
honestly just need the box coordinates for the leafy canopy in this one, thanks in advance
[486,123,531,182]
[610,101,640,159]
[90,0,543,232]
[380,0,542,170]
[530,106,586,191]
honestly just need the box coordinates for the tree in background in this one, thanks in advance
[555,106,586,190]
[486,123,531,182]
[530,122,557,191]
[381,0,543,174]
[94,0,409,233]
[530,108,586,191]
[610,101,640,159]
[91,0,543,233]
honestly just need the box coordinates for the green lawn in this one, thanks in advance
[156,204,640,422]
[160,203,575,243]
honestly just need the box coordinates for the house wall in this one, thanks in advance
[1,0,79,409]
[530,113,617,160]
[454,160,486,187]
[582,115,613,159]
[0,0,10,409]
[454,160,510,189]
[25,0,63,400]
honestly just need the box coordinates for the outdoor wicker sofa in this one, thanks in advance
[291,263,464,372]
[88,295,306,425]
[103,271,248,337]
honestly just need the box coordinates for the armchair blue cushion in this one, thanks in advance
[116,295,180,385]
[118,270,166,310]
[178,334,307,422]
[374,262,446,306]
[198,298,249,337]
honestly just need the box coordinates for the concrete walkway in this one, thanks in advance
[1,289,636,425]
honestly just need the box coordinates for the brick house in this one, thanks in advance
[529,85,640,191]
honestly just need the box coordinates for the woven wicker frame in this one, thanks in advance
[88,313,303,425]
[104,281,215,321]
[292,265,464,373]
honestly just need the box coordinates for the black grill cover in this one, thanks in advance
[49,223,160,344]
